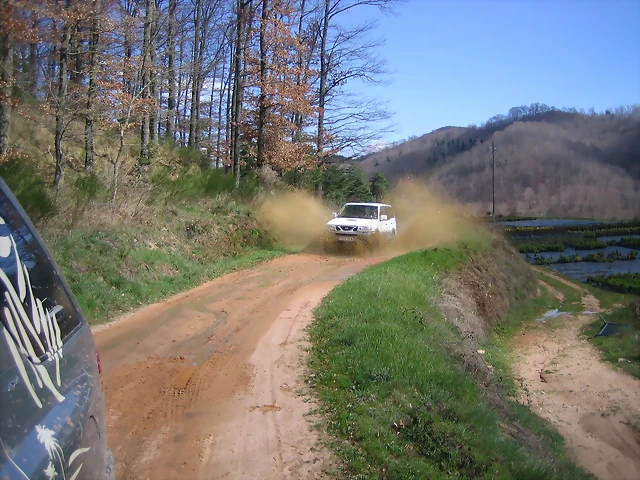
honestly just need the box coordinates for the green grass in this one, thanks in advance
[583,304,640,379]
[587,273,640,295]
[535,270,584,315]
[308,241,589,479]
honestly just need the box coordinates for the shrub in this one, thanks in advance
[0,152,57,223]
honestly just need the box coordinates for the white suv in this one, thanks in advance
[324,202,396,252]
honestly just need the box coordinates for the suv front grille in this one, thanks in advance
[336,225,357,232]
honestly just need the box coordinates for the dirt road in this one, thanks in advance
[94,253,384,480]
[515,276,640,480]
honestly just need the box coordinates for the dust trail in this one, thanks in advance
[257,191,333,251]
[381,179,473,256]
[258,181,474,255]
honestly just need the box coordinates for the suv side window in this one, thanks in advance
[387,207,395,219]
[0,192,82,361]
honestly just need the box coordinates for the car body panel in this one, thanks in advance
[0,178,109,480]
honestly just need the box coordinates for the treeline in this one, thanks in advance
[0,0,395,202]
[285,164,390,207]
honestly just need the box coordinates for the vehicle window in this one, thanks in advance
[339,204,379,219]
[0,192,82,361]
[380,206,388,218]
[388,208,395,219]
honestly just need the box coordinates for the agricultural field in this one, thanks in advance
[502,220,640,283]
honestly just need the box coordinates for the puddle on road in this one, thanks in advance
[537,309,565,322]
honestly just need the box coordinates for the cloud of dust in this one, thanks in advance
[257,181,475,256]
[257,190,333,250]
[382,179,473,256]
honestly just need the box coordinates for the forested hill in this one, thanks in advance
[360,105,640,219]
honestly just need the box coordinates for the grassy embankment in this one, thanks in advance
[2,110,287,325]
[308,228,590,479]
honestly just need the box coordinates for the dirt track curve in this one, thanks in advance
[515,275,640,480]
[93,253,385,480]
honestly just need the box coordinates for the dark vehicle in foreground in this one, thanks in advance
[0,178,113,479]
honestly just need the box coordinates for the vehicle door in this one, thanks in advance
[379,206,391,239]
[387,207,397,237]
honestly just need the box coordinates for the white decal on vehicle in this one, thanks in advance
[67,447,90,466]
[67,463,83,480]
[0,215,65,407]
[44,461,58,480]
[33,425,92,480]
[36,425,64,472]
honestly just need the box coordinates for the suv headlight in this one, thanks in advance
[326,225,336,231]
[359,226,374,232]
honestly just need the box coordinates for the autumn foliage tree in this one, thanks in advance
[251,0,316,172]
[1,0,396,200]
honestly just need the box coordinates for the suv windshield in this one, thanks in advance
[339,205,379,220]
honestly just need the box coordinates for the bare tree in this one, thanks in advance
[313,0,396,195]
[139,0,155,164]
[165,0,177,140]
[85,0,102,171]
[54,0,74,188]
[256,0,269,168]
[231,0,253,187]
[149,0,159,144]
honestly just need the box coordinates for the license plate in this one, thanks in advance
[336,235,355,242]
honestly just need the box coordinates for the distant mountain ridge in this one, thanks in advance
[359,104,640,219]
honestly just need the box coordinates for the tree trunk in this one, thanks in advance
[84,1,100,172]
[166,0,177,141]
[139,0,154,164]
[149,1,158,145]
[54,9,72,189]
[111,129,125,205]
[123,0,136,96]
[189,0,203,148]
[224,37,234,169]
[207,60,218,151]
[314,0,331,197]
[0,32,13,154]
[216,46,228,168]
[28,17,38,99]
[176,30,185,144]
[293,0,308,141]
[71,24,83,85]
[231,0,251,188]
[256,0,268,169]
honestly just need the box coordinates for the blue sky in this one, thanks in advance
[349,0,640,144]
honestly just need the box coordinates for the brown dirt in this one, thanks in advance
[94,253,386,480]
[514,276,640,480]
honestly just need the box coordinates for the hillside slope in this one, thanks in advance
[361,109,640,219]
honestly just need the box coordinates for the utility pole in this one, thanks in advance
[491,141,496,222]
